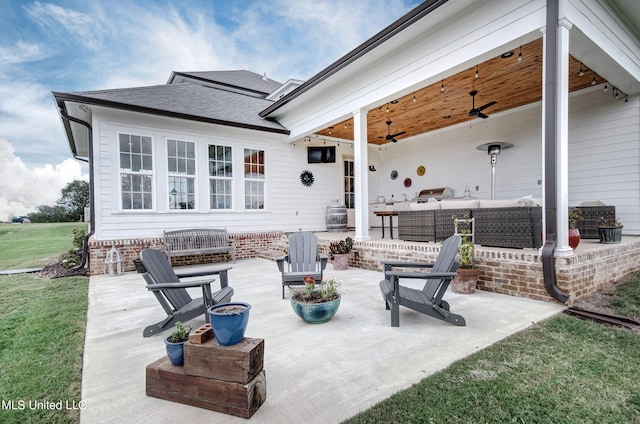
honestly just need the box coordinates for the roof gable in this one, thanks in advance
[168,70,283,97]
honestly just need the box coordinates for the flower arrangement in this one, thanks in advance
[292,276,342,304]
[568,208,584,229]
[328,237,353,259]
[599,216,623,228]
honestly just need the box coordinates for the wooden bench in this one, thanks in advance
[164,228,236,265]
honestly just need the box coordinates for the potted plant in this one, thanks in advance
[598,216,623,244]
[328,237,353,270]
[164,321,190,366]
[451,215,480,294]
[568,208,583,249]
[207,302,251,346]
[290,276,343,323]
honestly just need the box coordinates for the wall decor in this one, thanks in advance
[390,170,398,180]
[404,178,412,188]
[300,170,315,187]
[417,165,426,176]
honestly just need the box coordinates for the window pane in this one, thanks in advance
[167,140,177,157]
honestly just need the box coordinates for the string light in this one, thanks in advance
[603,82,608,92]
[475,65,479,79]
[518,46,522,62]
[578,63,584,77]
[413,92,416,103]
[440,81,445,92]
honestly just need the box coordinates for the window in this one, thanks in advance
[244,148,265,210]
[208,144,233,209]
[119,133,153,210]
[344,159,355,208]
[167,139,196,209]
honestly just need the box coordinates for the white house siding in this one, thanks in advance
[367,87,640,234]
[569,88,640,234]
[90,108,361,240]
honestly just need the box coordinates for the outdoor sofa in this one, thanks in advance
[397,197,614,249]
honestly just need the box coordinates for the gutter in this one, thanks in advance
[259,0,449,118]
[541,0,570,303]
[58,106,95,271]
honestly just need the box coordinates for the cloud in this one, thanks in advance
[23,1,107,51]
[0,139,87,221]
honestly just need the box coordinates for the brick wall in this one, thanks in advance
[88,231,640,305]
[88,231,286,275]
[319,237,640,305]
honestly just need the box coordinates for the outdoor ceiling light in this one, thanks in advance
[579,63,585,77]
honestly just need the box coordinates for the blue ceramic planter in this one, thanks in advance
[208,302,251,346]
[164,338,186,366]
[290,295,341,324]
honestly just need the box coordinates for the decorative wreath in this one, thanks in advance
[300,170,314,187]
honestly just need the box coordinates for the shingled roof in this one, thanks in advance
[54,71,289,134]
[168,70,283,96]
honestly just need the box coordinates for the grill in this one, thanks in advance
[415,187,453,202]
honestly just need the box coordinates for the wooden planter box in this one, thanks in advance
[146,356,266,418]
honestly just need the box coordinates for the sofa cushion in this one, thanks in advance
[478,199,523,208]
[440,199,479,209]
[409,201,440,210]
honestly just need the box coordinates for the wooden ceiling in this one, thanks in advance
[315,38,605,144]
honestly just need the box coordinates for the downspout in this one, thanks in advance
[541,0,570,303]
[58,108,95,271]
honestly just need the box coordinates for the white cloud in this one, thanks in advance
[0,41,47,64]
[0,139,87,221]
[24,1,107,51]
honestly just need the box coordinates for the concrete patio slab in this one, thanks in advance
[80,258,565,423]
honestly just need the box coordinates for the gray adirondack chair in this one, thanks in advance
[379,235,465,327]
[276,232,328,298]
[140,248,234,337]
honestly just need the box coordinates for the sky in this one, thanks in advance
[0,0,422,221]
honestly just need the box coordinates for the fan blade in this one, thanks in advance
[390,131,406,138]
[476,101,497,112]
[477,112,489,119]
[390,137,398,143]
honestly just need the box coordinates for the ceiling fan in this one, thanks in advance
[468,90,496,119]
[379,120,406,143]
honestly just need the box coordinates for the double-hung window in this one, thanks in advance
[244,148,265,210]
[208,145,233,209]
[119,133,153,210]
[167,139,196,210]
[344,158,355,209]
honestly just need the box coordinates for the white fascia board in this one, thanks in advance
[564,0,640,93]
[275,0,547,142]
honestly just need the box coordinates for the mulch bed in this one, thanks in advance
[36,255,88,279]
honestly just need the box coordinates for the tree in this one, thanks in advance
[28,205,70,223]
[57,180,90,221]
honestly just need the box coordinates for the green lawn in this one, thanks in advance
[0,223,87,270]
[0,223,88,423]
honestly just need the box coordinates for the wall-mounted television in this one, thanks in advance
[307,146,336,163]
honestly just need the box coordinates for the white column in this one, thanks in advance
[352,108,371,241]
[555,18,573,256]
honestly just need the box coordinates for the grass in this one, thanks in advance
[0,223,88,424]
[344,276,640,424]
[0,222,87,270]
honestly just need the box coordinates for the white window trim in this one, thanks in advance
[167,138,197,211]
[117,131,155,212]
